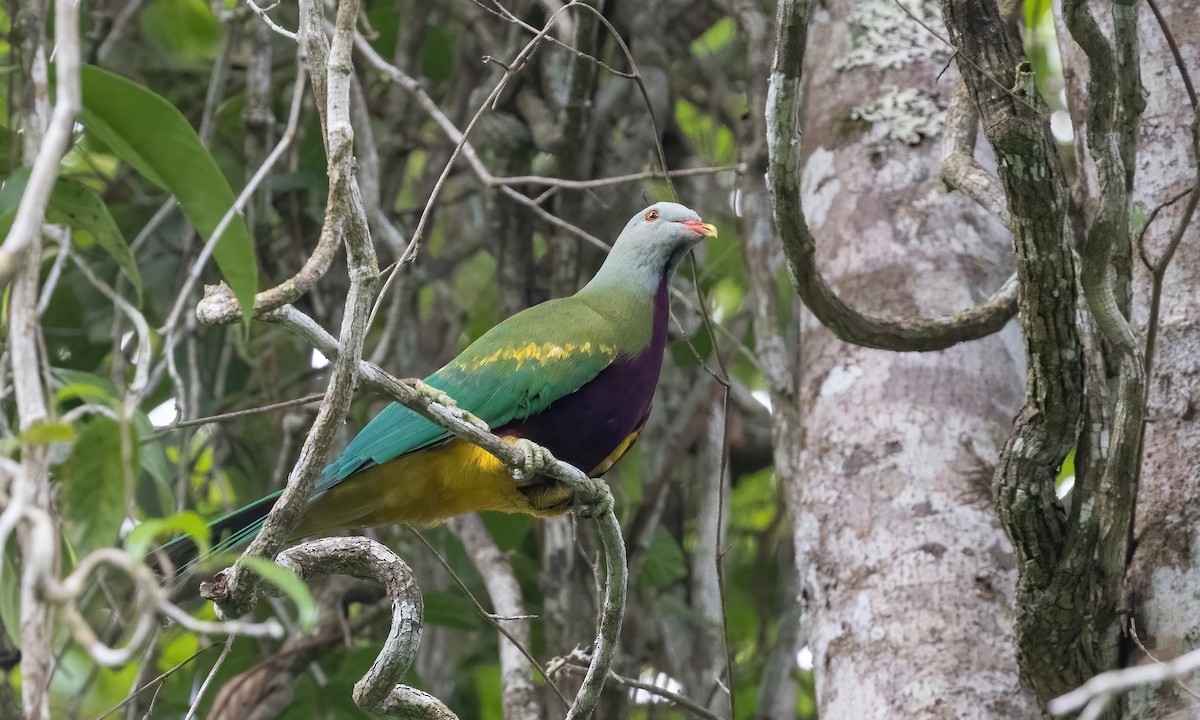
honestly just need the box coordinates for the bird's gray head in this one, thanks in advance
[584,202,718,293]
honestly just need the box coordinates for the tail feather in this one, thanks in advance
[160,490,283,576]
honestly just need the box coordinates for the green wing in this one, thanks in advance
[314,296,622,496]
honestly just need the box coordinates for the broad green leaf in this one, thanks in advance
[125,511,210,560]
[46,176,142,293]
[61,417,133,559]
[240,556,317,632]
[638,527,687,590]
[0,165,24,218]
[79,65,257,325]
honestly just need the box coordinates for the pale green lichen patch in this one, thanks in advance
[833,0,950,71]
[850,87,945,145]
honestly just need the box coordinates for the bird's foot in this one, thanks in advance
[509,439,614,519]
[571,477,614,519]
[511,438,556,483]
[408,379,490,432]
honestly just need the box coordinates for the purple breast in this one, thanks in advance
[496,279,670,474]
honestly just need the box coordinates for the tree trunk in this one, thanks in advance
[1108,3,1200,717]
[786,1,1036,716]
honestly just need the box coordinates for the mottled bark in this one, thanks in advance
[772,0,1035,716]
[1111,2,1200,717]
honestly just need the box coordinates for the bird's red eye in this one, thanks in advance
[645,209,659,221]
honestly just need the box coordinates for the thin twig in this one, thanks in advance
[412,527,572,711]
[183,635,234,720]
[246,0,297,41]
[153,393,325,436]
[92,641,220,720]
[554,658,722,720]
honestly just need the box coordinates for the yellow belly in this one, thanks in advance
[296,428,644,536]
[296,438,567,534]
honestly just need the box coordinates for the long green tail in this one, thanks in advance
[161,490,283,574]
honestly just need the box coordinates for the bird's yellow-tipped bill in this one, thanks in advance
[682,220,718,237]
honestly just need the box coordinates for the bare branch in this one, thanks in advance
[941,0,1088,703]
[272,537,457,718]
[940,77,1012,228]
[0,0,80,285]
[1049,643,1200,718]
[552,652,723,720]
[184,635,235,720]
[1060,0,1146,699]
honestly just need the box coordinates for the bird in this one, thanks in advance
[170,202,717,568]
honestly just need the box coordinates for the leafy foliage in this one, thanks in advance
[61,416,132,560]
[0,2,819,718]
[79,65,258,323]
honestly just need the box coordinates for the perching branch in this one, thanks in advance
[765,0,1017,354]
[194,4,630,707]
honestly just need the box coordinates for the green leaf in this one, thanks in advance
[19,419,76,445]
[691,17,736,58]
[638,528,687,590]
[0,170,142,293]
[61,417,133,559]
[1056,447,1076,485]
[139,0,221,66]
[422,590,478,630]
[240,556,318,633]
[79,65,257,325]
[125,511,210,560]
[0,542,20,645]
[46,176,142,293]
[0,166,26,221]
[54,382,112,406]
[422,26,454,83]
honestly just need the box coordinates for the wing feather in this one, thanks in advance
[313,296,620,496]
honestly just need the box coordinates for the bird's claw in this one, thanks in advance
[509,440,614,518]
[511,438,555,482]
[411,380,491,432]
[571,477,614,519]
